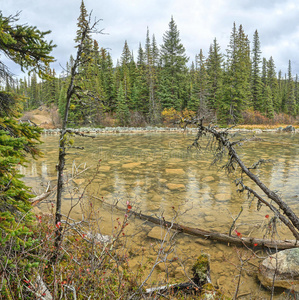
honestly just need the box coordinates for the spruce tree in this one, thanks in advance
[190,50,209,117]
[263,85,275,118]
[221,23,251,124]
[206,38,223,113]
[286,60,297,116]
[99,48,115,111]
[69,0,105,125]
[187,60,200,112]
[158,16,189,110]
[251,30,263,111]
[0,12,54,292]
[116,83,130,126]
[267,56,280,112]
[120,40,132,67]
[29,72,39,108]
[151,34,159,67]
[145,28,160,123]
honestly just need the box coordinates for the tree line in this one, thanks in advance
[6,1,299,126]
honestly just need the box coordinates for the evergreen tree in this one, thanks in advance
[98,48,115,111]
[151,34,159,67]
[0,12,54,294]
[120,40,132,66]
[188,50,209,117]
[68,0,105,125]
[158,16,189,110]
[75,0,92,50]
[145,28,160,123]
[267,56,280,112]
[137,43,145,68]
[221,23,251,124]
[251,30,263,111]
[285,60,296,115]
[58,81,67,119]
[187,59,200,112]
[29,72,39,108]
[278,70,287,113]
[206,38,223,113]
[134,43,149,113]
[263,85,275,118]
[116,83,130,126]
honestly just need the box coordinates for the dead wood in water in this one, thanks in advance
[181,118,299,241]
[92,196,299,250]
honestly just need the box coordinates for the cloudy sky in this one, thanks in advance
[1,0,299,77]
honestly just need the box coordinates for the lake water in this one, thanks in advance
[20,130,299,298]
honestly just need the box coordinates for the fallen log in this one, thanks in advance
[135,211,298,250]
[93,196,299,250]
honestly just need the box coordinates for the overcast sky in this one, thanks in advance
[1,0,299,78]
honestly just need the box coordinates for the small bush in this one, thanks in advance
[242,109,299,126]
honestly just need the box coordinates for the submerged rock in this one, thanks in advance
[122,162,141,168]
[98,165,111,172]
[165,168,185,175]
[166,183,185,190]
[258,248,299,291]
[214,193,230,201]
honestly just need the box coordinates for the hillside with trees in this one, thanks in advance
[5,2,299,127]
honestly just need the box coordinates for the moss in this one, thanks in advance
[192,254,210,284]
[201,283,231,300]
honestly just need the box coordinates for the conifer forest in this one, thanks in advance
[5,1,299,127]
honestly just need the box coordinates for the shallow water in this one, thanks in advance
[20,130,299,298]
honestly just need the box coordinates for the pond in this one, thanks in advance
[20,130,299,298]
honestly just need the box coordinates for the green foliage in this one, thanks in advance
[206,38,223,112]
[220,23,251,124]
[116,84,130,126]
[0,9,53,298]
[0,12,55,79]
[251,30,263,111]
[158,16,189,111]
[0,116,42,299]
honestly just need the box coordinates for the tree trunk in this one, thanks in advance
[93,196,298,250]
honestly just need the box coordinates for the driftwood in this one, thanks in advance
[92,196,299,250]
[30,191,52,206]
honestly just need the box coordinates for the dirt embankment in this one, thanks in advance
[20,105,61,129]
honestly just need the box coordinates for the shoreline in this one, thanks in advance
[42,125,298,134]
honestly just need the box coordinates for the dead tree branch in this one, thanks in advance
[183,117,299,241]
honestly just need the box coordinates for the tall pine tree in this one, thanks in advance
[158,16,189,110]
[251,30,263,111]
[221,23,251,124]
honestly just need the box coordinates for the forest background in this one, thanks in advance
[4,1,299,128]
